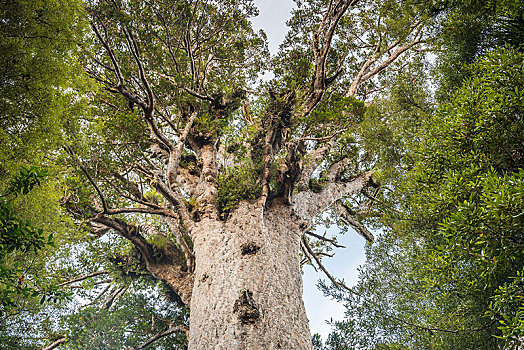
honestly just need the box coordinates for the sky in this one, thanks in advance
[250,0,369,339]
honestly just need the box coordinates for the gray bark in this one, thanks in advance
[188,200,313,350]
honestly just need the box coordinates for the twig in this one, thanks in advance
[130,325,189,350]
[301,235,361,296]
[306,231,346,248]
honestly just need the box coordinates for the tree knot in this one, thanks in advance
[240,241,260,255]
[233,289,260,325]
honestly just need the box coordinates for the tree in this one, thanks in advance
[0,0,93,347]
[0,167,55,312]
[318,46,524,350]
[50,0,435,348]
[311,0,524,347]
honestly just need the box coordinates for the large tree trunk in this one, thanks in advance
[188,200,313,349]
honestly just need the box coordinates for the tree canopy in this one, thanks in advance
[1,0,523,349]
[315,1,524,348]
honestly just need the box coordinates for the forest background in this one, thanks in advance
[1,0,523,349]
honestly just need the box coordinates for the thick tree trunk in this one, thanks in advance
[188,200,313,349]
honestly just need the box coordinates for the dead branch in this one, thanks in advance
[301,235,361,296]
[131,324,189,350]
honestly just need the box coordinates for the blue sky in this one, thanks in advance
[250,1,368,339]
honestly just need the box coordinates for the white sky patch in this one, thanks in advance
[250,0,295,54]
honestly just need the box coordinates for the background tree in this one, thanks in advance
[316,0,524,347]
[0,0,92,347]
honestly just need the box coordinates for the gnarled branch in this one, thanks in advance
[333,200,374,243]
[292,171,373,222]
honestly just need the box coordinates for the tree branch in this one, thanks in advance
[293,171,373,222]
[303,0,359,117]
[131,325,189,350]
[302,235,361,296]
[65,146,108,213]
[332,200,374,243]
[122,27,154,113]
[93,216,157,265]
[346,22,424,97]
[167,110,199,188]
[41,337,67,350]
[57,271,109,287]
[296,141,333,191]
[164,219,194,273]
[103,285,128,310]
[306,231,346,248]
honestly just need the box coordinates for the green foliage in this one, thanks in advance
[277,0,433,92]
[217,164,261,215]
[305,94,366,137]
[319,46,524,349]
[7,166,48,196]
[402,47,524,347]
[7,0,524,348]
[487,269,524,346]
[0,167,68,315]
[435,0,524,97]
[0,0,89,167]
[0,1,91,346]
[357,64,432,183]
[63,282,187,350]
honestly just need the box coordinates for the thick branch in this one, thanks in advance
[346,23,424,97]
[103,285,128,310]
[292,171,373,221]
[84,283,112,307]
[67,279,112,289]
[123,28,154,113]
[258,91,294,201]
[165,219,194,273]
[104,206,179,218]
[296,141,333,191]
[303,0,359,117]
[167,110,199,187]
[333,200,374,243]
[93,216,157,265]
[152,175,194,227]
[110,171,147,202]
[194,142,219,219]
[92,215,194,305]
[66,146,108,213]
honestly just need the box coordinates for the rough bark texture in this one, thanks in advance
[188,200,312,350]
